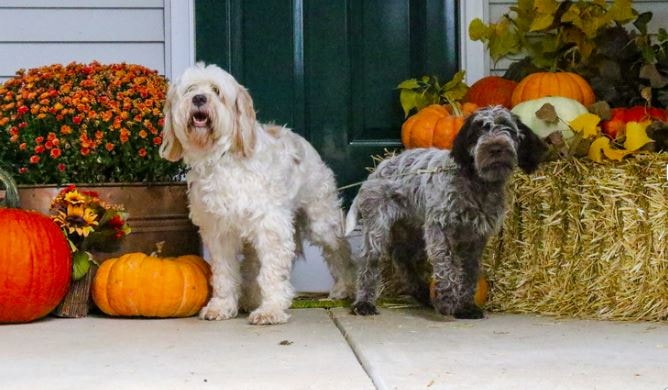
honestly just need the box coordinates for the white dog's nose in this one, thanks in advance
[192,94,207,107]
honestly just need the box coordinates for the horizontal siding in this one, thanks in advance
[0,43,165,80]
[0,9,163,42]
[0,0,162,8]
[488,0,668,74]
[0,1,166,84]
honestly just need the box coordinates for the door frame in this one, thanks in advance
[165,0,196,80]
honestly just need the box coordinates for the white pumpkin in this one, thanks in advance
[511,96,588,139]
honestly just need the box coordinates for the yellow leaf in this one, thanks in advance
[569,113,601,139]
[588,136,609,163]
[602,146,629,162]
[588,136,631,162]
[530,14,555,32]
[624,121,654,151]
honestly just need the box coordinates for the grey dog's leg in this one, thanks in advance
[390,224,430,305]
[425,224,484,319]
[351,223,390,315]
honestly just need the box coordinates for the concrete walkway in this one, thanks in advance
[1,308,666,390]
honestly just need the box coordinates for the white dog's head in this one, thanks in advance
[159,63,256,162]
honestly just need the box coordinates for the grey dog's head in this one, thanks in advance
[450,106,547,182]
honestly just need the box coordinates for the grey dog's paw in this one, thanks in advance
[351,301,379,316]
[453,303,484,319]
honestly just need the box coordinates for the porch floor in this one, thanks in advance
[1,308,666,390]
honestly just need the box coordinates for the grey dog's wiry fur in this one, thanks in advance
[346,106,547,318]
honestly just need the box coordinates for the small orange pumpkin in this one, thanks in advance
[429,276,489,307]
[465,76,518,108]
[511,72,596,107]
[92,252,211,318]
[401,103,478,149]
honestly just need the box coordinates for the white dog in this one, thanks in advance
[159,63,355,325]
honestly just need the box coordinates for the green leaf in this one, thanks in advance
[468,18,490,41]
[396,78,420,90]
[633,11,653,35]
[608,0,636,24]
[530,14,555,32]
[72,250,92,281]
[399,90,418,118]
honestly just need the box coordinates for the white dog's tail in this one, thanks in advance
[344,196,360,236]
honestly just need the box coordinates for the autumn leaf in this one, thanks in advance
[607,0,636,24]
[624,121,654,151]
[535,103,558,123]
[588,136,628,162]
[569,113,601,139]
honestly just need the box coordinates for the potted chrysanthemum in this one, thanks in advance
[0,62,200,286]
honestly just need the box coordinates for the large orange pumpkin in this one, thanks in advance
[401,103,478,149]
[464,76,518,108]
[0,209,72,323]
[511,72,596,107]
[92,252,211,317]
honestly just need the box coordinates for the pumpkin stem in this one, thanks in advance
[444,96,463,117]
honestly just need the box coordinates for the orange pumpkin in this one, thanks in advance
[464,76,518,108]
[511,72,596,107]
[0,209,72,323]
[401,103,478,149]
[92,252,211,318]
[429,276,489,307]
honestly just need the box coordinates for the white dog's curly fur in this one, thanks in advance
[160,63,355,325]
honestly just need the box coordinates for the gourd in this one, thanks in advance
[401,103,478,150]
[92,251,211,318]
[0,168,19,208]
[511,72,596,107]
[464,76,518,108]
[511,96,589,139]
[0,208,72,323]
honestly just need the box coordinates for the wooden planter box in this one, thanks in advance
[483,154,668,321]
[17,182,201,318]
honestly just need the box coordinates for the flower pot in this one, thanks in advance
[18,183,201,260]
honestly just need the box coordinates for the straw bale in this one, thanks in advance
[484,154,668,321]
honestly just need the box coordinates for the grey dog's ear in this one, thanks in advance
[159,84,183,162]
[450,113,479,174]
[515,118,547,174]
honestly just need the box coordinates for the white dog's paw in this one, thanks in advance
[199,297,238,321]
[248,306,290,325]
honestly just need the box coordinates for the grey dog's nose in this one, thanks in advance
[192,94,207,107]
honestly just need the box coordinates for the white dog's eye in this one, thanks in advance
[211,84,220,95]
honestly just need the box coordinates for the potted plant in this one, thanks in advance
[468,0,668,108]
[0,62,200,266]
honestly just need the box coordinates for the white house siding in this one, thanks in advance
[473,0,668,76]
[0,0,167,83]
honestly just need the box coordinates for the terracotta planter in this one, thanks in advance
[18,183,201,260]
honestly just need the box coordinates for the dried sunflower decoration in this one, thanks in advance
[50,185,130,280]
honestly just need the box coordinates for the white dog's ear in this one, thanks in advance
[232,86,256,158]
[159,85,183,162]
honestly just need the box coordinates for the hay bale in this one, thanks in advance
[484,154,668,321]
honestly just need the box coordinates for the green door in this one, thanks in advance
[195,0,459,203]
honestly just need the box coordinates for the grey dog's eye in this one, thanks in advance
[211,84,220,95]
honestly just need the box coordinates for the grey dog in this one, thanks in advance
[345,106,547,319]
